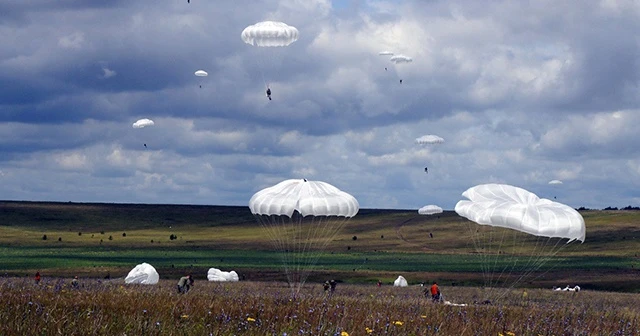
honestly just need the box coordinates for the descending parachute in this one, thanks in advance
[389,55,412,83]
[455,183,585,301]
[125,263,159,285]
[132,118,154,129]
[415,135,445,145]
[418,205,443,215]
[378,51,394,56]
[194,70,208,89]
[249,179,359,296]
[548,180,563,185]
[241,21,299,94]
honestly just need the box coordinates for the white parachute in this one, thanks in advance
[415,135,445,145]
[389,54,413,83]
[194,70,208,77]
[418,205,443,215]
[548,180,563,185]
[125,263,159,285]
[249,179,359,296]
[455,183,585,301]
[132,118,154,129]
[393,275,408,287]
[241,21,299,92]
[378,51,394,56]
[390,55,413,64]
[207,268,239,282]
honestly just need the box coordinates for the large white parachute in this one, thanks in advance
[393,275,408,287]
[418,205,443,215]
[194,70,208,77]
[415,135,445,145]
[455,183,585,301]
[207,268,239,282]
[249,179,359,296]
[125,263,159,285]
[132,118,154,129]
[241,21,299,47]
[389,55,413,64]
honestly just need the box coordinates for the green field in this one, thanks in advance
[1,201,639,291]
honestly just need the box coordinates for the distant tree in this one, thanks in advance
[150,239,154,243]
[603,206,618,210]
[622,205,640,211]
[380,235,384,239]
[100,231,105,235]
[352,235,357,241]
[170,234,177,240]
[58,237,62,242]
[108,235,113,241]
[42,234,47,240]
[78,232,82,236]
[122,232,126,237]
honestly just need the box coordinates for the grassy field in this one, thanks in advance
[0,278,638,335]
[1,201,639,292]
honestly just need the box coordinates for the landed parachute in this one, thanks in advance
[455,183,585,301]
[125,263,159,285]
[249,179,358,296]
[415,135,445,145]
[132,118,154,129]
[418,205,443,215]
[207,268,239,282]
[394,275,408,287]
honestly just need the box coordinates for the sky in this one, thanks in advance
[1,0,639,210]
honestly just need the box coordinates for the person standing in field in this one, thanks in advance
[71,276,79,289]
[177,274,194,294]
[34,272,41,285]
[429,281,441,303]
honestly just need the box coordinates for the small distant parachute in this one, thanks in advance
[418,205,443,215]
[207,268,239,282]
[194,70,208,77]
[415,135,445,145]
[132,118,154,129]
[455,183,585,301]
[249,178,359,296]
[548,180,563,185]
[125,263,159,285]
[241,21,299,47]
[378,51,394,56]
[424,167,428,174]
[393,275,408,287]
[390,55,412,64]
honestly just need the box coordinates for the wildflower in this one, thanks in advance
[507,332,515,336]
[365,327,373,334]
[181,314,189,319]
[247,317,256,322]
[341,332,349,336]
[421,315,427,318]
[393,321,404,326]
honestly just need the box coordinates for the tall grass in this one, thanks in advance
[1,277,638,335]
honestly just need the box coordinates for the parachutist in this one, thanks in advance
[400,79,403,84]
[266,87,272,100]
[424,167,428,174]
[187,0,190,3]
[384,67,387,71]
[199,85,201,88]
[144,144,147,148]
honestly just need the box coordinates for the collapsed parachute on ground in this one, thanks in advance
[125,263,159,285]
[249,179,359,296]
[418,205,443,215]
[132,118,154,129]
[415,135,445,145]
[548,180,563,185]
[207,268,239,282]
[241,21,299,47]
[378,51,394,56]
[455,183,585,301]
[393,275,408,287]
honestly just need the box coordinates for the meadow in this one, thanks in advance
[1,201,640,334]
[1,277,638,335]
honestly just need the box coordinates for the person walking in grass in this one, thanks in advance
[177,274,194,294]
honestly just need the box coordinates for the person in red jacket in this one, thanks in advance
[430,282,441,303]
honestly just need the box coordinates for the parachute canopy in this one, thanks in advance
[454,183,585,242]
[415,135,445,145]
[241,21,299,47]
[207,268,239,282]
[249,179,359,218]
[378,51,394,56]
[125,263,159,285]
[390,55,412,64]
[548,180,563,185]
[194,70,208,77]
[418,205,443,215]
[393,275,408,287]
[132,118,154,129]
